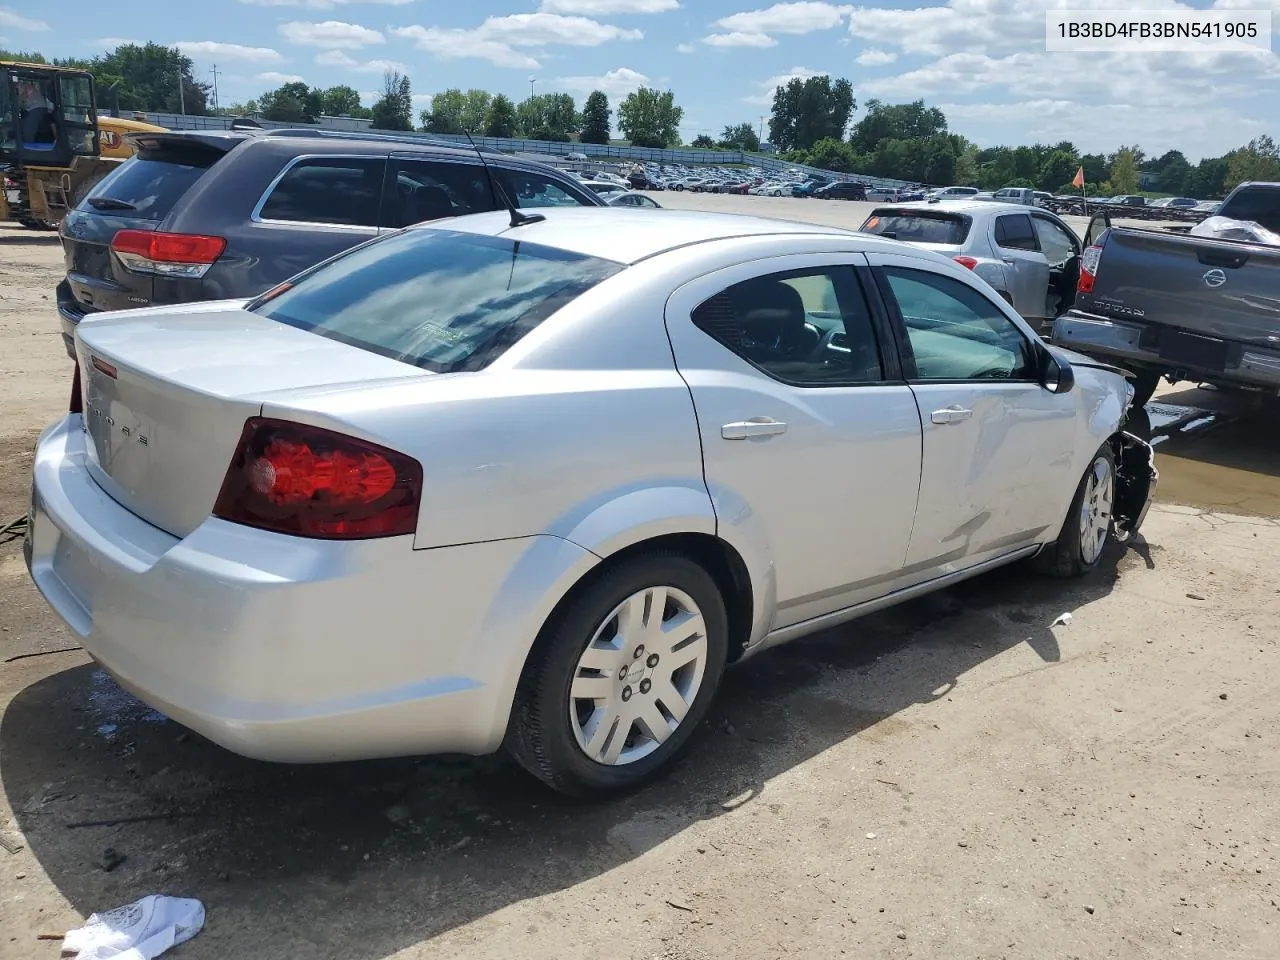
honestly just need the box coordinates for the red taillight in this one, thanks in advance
[212,418,423,540]
[111,229,226,279]
[953,256,978,270]
[1078,244,1103,294]
[69,363,83,414]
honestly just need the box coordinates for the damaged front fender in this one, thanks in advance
[1111,431,1158,541]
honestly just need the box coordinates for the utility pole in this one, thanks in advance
[529,76,537,100]
[759,115,765,145]
[210,64,220,114]
[178,70,186,115]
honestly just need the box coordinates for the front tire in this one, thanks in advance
[506,553,729,796]
[1129,369,1161,408]
[1033,443,1117,578]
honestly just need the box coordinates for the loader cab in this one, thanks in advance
[0,63,99,168]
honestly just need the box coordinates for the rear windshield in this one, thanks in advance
[860,210,971,245]
[252,228,623,373]
[80,145,222,221]
[1219,186,1280,234]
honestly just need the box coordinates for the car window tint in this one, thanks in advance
[882,267,1037,381]
[862,212,970,244]
[385,159,494,228]
[994,214,1039,251]
[253,229,622,373]
[501,169,593,208]
[691,267,884,385]
[1031,216,1077,267]
[258,157,385,227]
[79,149,221,221]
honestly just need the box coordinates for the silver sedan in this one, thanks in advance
[26,209,1156,796]
[860,200,1084,333]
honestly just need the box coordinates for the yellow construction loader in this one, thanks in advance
[1,60,166,229]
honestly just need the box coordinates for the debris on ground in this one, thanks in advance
[1052,612,1073,627]
[62,895,204,960]
[97,848,126,873]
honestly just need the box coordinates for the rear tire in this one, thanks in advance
[1032,443,1117,578]
[506,553,729,797]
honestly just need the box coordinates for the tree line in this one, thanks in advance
[5,42,1277,197]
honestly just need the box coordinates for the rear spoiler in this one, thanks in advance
[125,131,247,155]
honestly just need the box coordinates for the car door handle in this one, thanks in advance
[722,418,788,439]
[931,406,973,425]
[1001,257,1016,265]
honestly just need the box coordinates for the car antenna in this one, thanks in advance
[463,130,545,228]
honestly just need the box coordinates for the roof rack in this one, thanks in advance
[260,127,472,152]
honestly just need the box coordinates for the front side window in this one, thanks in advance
[882,267,1036,381]
[258,157,385,228]
[692,267,884,385]
[499,168,595,208]
[385,159,494,228]
[253,229,622,373]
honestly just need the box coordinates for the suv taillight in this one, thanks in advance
[213,418,423,540]
[111,229,227,279]
[1078,244,1103,293]
[953,256,978,270]
[69,363,83,414]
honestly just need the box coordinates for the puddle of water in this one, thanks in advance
[1127,402,1280,517]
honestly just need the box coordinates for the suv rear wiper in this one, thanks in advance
[87,197,137,211]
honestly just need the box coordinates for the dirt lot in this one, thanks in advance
[2,213,1279,960]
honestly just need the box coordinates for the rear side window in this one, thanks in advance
[862,211,971,245]
[384,158,494,228]
[498,168,596,208]
[252,229,622,373]
[994,214,1039,251]
[257,157,385,228]
[80,150,220,221]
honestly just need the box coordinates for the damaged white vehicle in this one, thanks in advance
[26,209,1157,796]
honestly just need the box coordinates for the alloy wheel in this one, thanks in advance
[1079,455,1114,565]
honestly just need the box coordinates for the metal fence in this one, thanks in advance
[137,112,917,189]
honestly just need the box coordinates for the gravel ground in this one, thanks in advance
[1,218,1278,960]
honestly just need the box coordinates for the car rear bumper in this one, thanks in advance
[25,415,598,763]
[56,280,85,359]
[1051,311,1280,391]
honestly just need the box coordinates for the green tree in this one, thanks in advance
[259,82,322,123]
[0,48,48,64]
[768,75,854,152]
[1108,146,1140,193]
[1038,149,1080,192]
[1079,153,1109,185]
[517,95,549,139]
[1187,155,1229,199]
[1151,149,1191,195]
[1225,135,1280,191]
[422,88,466,134]
[691,134,716,149]
[718,122,760,151]
[921,133,959,184]
[320,85,366,118]
[617,87,683,148]
[370,69,412,131]
[580,90,611,144]
[807,137,856,172]
[543,93,579,141]
[484,94,518,138]
[67,42,210,115]
[460,89,491,134]
[848,98,946,154]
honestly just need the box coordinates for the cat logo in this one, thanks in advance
[101,131,122,149]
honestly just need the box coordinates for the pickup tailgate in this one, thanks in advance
[1083,228,1280,347]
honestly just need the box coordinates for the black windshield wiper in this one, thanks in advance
[87,197,137,211]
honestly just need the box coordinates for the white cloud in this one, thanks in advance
[703,31,777,48]
[87,37,139,48]
[539,0,679,11]
[256,71,306,83]
[740,65,823,105]
[0,8,49,31]
[855,47,896,66]
[175,41,284,62]
[717,2,851,35]
[392,13,641,69]
[411,93,431,106]
[315,49,408,72]
[241,0,410,6]
[553,66,650,98]
[676,42,695,53]
[279,20,385,48]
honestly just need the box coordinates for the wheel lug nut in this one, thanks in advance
[633,645,644,659]
[639,679,651,694]
[621,686,633,701]
[646,653,659,668]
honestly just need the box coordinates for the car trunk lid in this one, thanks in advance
[59,133,239,317]
[73,302,430,538]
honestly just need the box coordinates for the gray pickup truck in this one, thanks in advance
[1051,181,1280,406]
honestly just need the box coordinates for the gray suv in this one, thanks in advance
[55,128,605,357]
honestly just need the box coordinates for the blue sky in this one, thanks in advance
[4,0,1279,159]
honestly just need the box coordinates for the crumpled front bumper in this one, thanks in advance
[1111,431,1158,540]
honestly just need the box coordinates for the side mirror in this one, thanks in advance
[1040,347,1075,394]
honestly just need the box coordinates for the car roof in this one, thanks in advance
[419,208,898,265]
[879,200,1049,216]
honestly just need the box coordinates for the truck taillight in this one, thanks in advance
[213,418,423,540]
[1078,244,1103,293]
[111,229,227,279]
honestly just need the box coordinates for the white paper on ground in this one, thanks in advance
[62,896,204,960]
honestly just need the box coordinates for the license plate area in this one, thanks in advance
[1159,330,1229,371]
